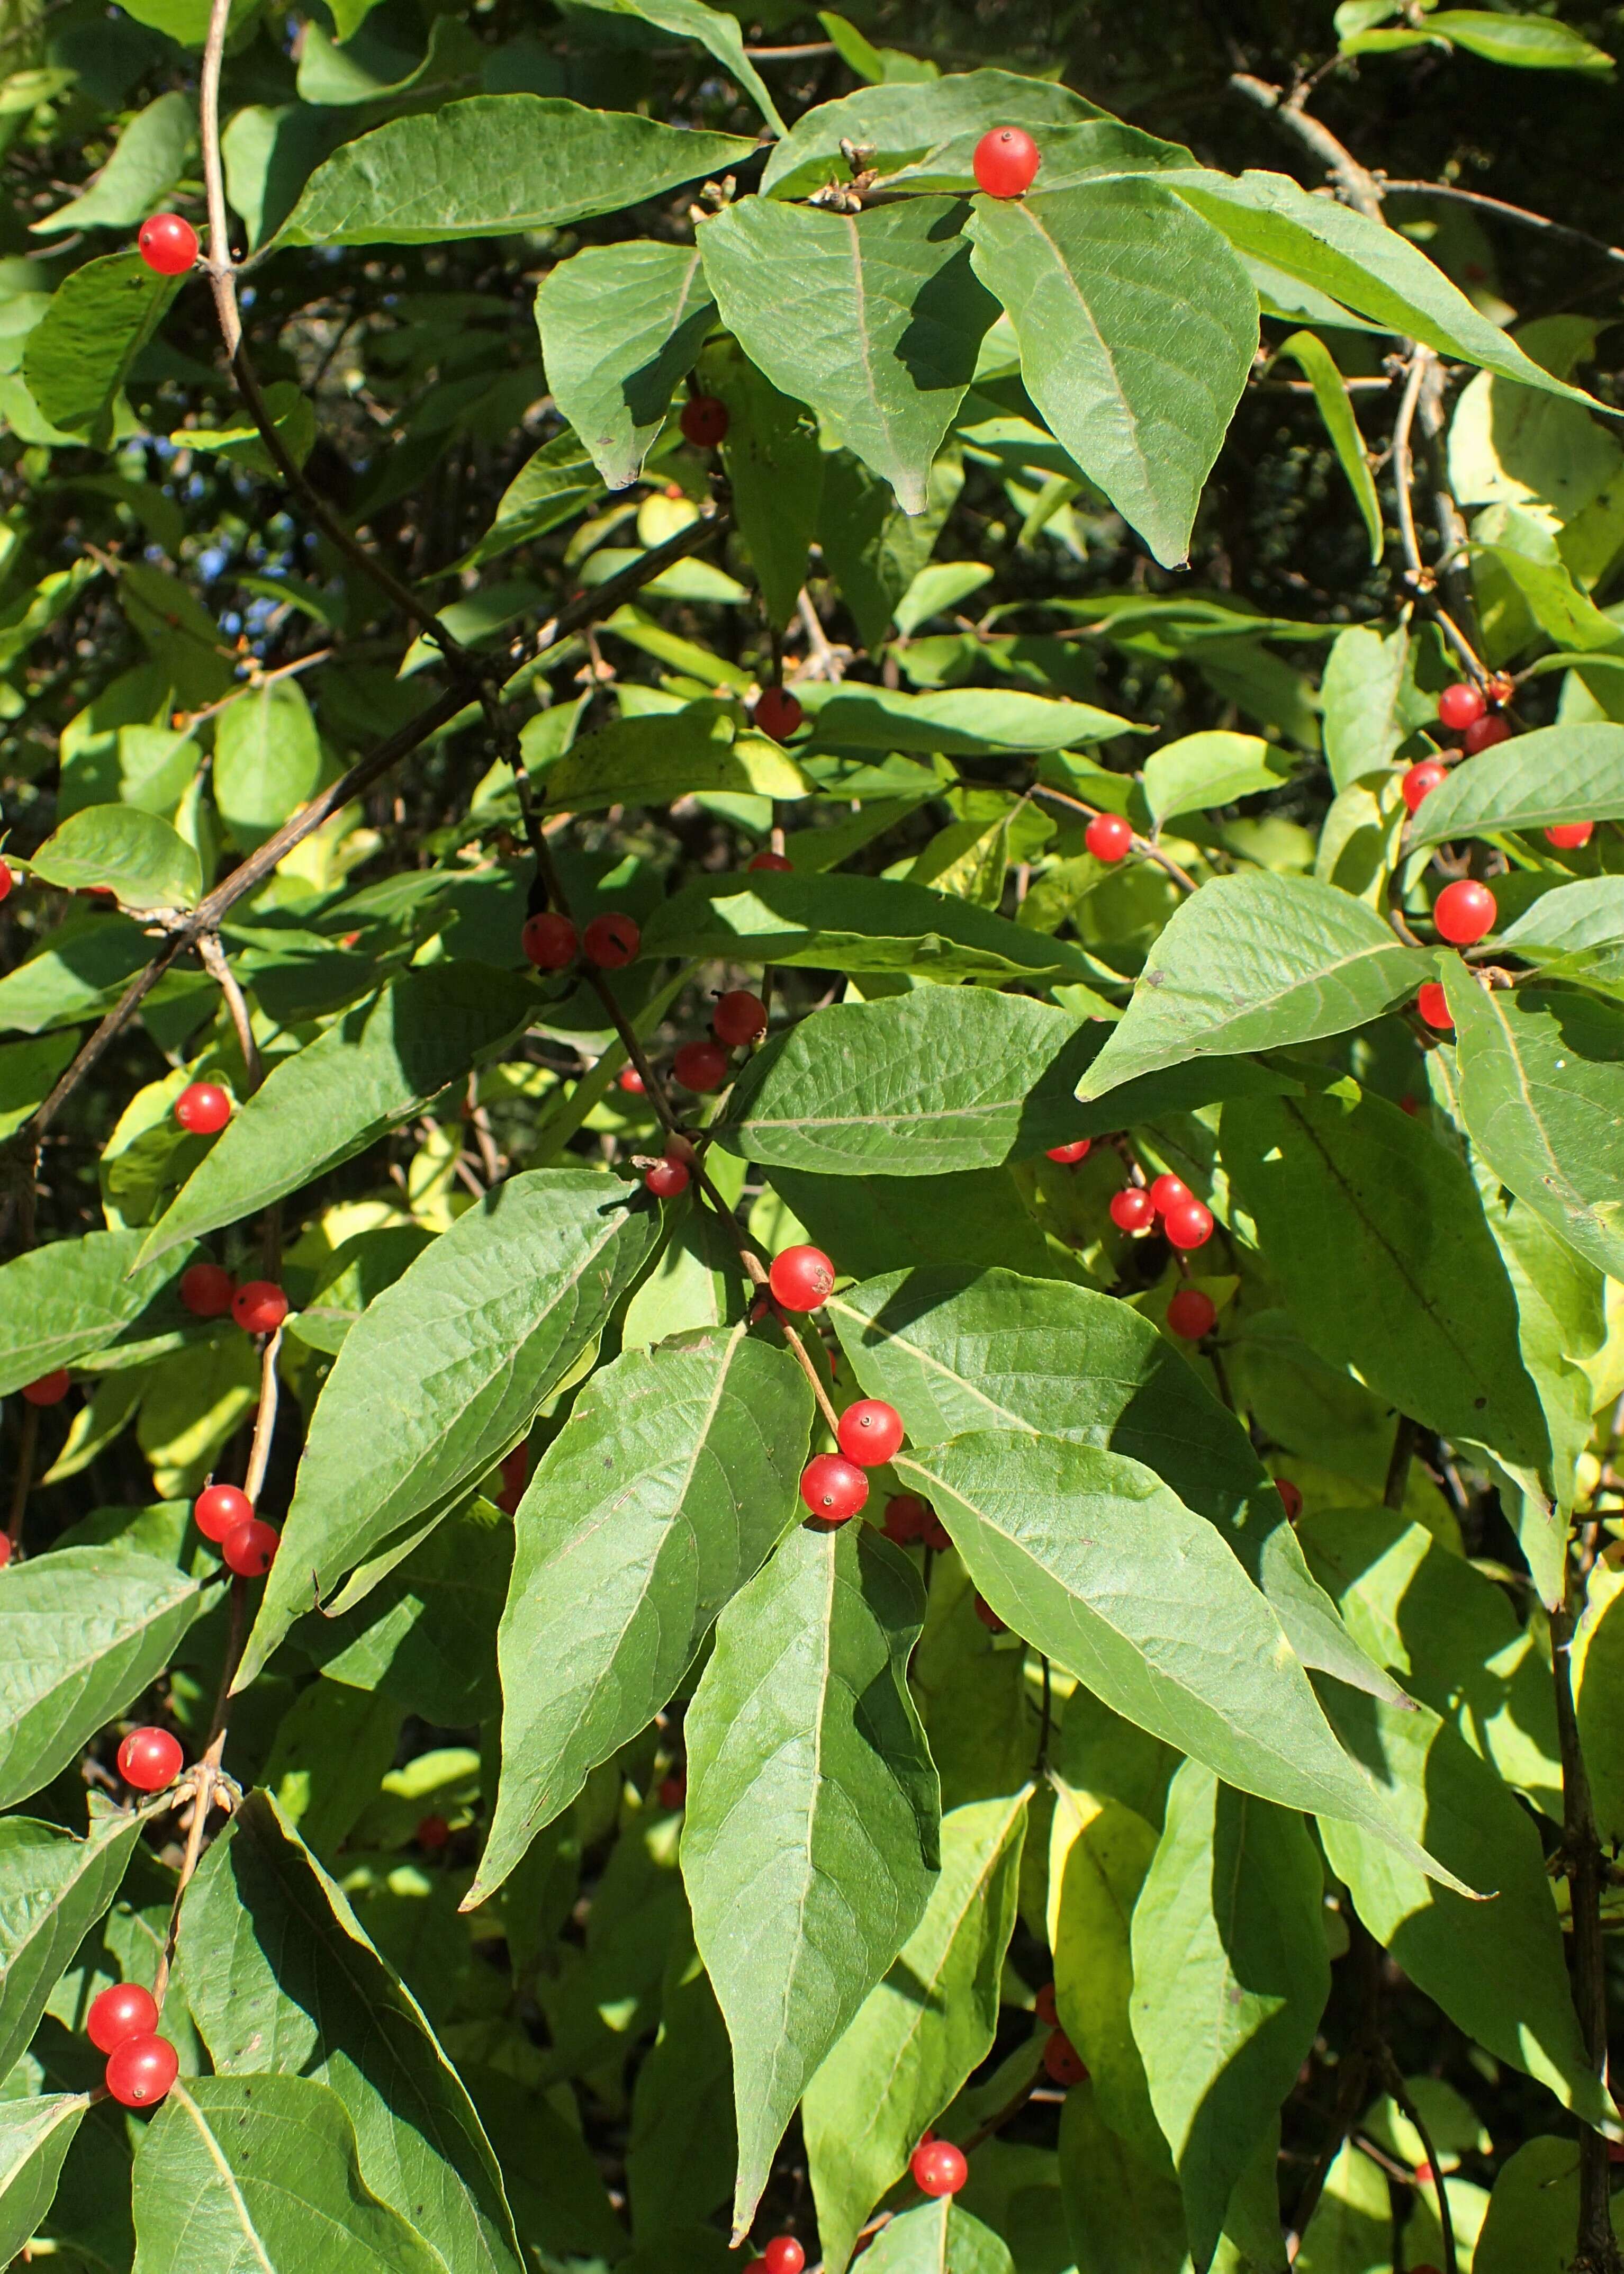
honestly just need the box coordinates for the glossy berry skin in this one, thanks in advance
[137,213,197,276]
[0,859,11,901]
[1547,821,1594,849]
[800,1454,869,1522]
[747,850,792,873]
[22,1369,70,1406]
[912,2138,969,2197]
[416,1814,451,1851]
[618,1067,646,1096]
[673,1039,729,1092]
[1401,760,1448,815]
[769,1245,835,1312]
[194,1482,252,1544]
[762,2240,805,2274]
[88,1982,160,2053]
[1166,1288,1216,1342]
[1437,682,1487,733]
[174,1081,232,1135]
[973,126,1040,198]
[754,687,804,741]
[1418,981,1454,1031]
[1434,878,1496,946]
[583,912,640,969]
[0,1535,10,1570]
[1109,1187,1156,1234]
[521,912,578,970]
[1464,713,1512,756]
[1164,1199,1214,1252]
[179,1261,234,1318]
[882,1493,930,1545]
[645,1155,691,1199]
[973,1592,1005,1633]
[105,2032,179,2109]
[232,1280,288,1335]
[1148,1174,1193,1215]
[680,394,729,447]
[837,1398,904,1467]
[713,990,769,1048]
[1046,1138,1091,1164]
[117,1727,183,1793]
[1085,811,1133,862]
[1042,2028,1088,2087]
[222,1517,279,1578]
[1276,1478,1303,1522]
[1034,1981,1059,2027]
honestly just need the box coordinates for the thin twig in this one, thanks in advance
[1028,781,1198,893]
[243,1325,282,1504]
[196,932,263,1095]
[1382,1415,1417,1511]
[1228,73,1383,218]
[1391,351,1429,589]
[1379,2053,1457,2274]
[1286,1915,1383,2258]
[1379,179,1624,267]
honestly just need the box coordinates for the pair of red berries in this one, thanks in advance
[883,1493,949,1551]
[174,1080,232,1136]
[973,125,1041,199]
[522,909,640,974]
[1109,1173,1213,1252]
[181,1264,285,1333]
[86,1981,178,2108]
[194,1482,279,1576]
[1085,811,1133,864]
[801,1399,903,1523]
[1436,680,1512,754]
[136,212,198,275]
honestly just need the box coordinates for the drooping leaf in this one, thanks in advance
[0,2096,89,2267]
[536,242,717,490]
[802,684,1137,752]
[473,1325,814,1901]
[212,677,324,851]
[564,0,787,134]
[683,1521,940,2236]
[709,342,825,629]
[1049,1778,1164,2163]
[1474,2136,1624,2274]
[0,1808,143,2082]
[761,69,1100,203]
[1272,330,1383,563]
[1406,722,1624,846]
[31,92,194,234]
[0,1229,199,1394]
[28,803,201,911]
[627,1937,737,2240]
[22,250,178,448]
[1320,621,1413,790]
[459,429,605,572]
[234,1169,658,1690]
[1141,731,1292,828]
[531,704,810,811]
[1499,878,1624,999]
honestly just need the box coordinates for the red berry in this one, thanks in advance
[522,912,578,970]
[618,1065,646,1094]
[658,1773,687,1810]
[1086,812,1133,863]
[1412,2164,1434,2188]
[800,1453,869,1522]
[117,1727,183,1793]
[222,1517,279,1577]
[1042,2028,1088,2087]
[747,850,793,873]
[105,2031,179,2108]
[1034,1982,1059,2026]
[1109,1187,1156,1234]
[972,126,1041,199]
[1401,760,1448,815]
[1046,1139,1091,1164]
[232,1280,288,1335]
[174,1081,232,1136]
[769,1245,835,1311]
[1164,1200,1214,1252]
[673,1039,729,1092]
[0,859,12,901]
[136,213,197,276]
[645,1155,691,1198]
[1433,878,1495,946]
[179,1262,234,1318]
[87,1982,159,2054]
[754,688,804,741]
[193,1482,252,1544]
[1148,1174,1192,1215]
[0,1535,11,1570]
[882,1493,930,1545]
[1166,1288,1216,1341]
[973,1592,1005,1633]
[583,912,640,969]
[1276,1478,1303,1522]
[714,990,769,1048]
[1418,981,1454,1031]
[763,2240,805,2274]
[1464,713,1512,755]
[836,1398,904,1467]
[912,2138,969,2197]
[22,1369,69,1406]
[496,1444,527,1514]
[680,394,729,447]
[416,1814,451,1851]
[1547,821,1594,850]
[1437,682,1487,732]
[923,1514,951,1552]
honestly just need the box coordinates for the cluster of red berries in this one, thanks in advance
[760,1246,908,1524]
[194,1481,279,1577]
[522,907,641,976]
[1407,686,1593,854]
[639,986,773,1197]
[1108,1172,1214,1253]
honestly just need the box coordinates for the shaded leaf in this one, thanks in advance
[565,0,786,134]
[22,250,178,448]
[0,1228,200,1394]
[1273,331,1383,563]
[532,703,810,811]
[28,803,201,911]
[1408,722,1624,846]
[0,1808,143,2082]
[0,2096,88,2266]
[212,677,324,852]
[536,241,716,490]
[31,92,193,233]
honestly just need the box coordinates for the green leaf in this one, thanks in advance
[894,1430,1461,1883]
[1222,1088,1556,1481]
[212,677,324,851]
[1427,10,1613,73]
[642,871,1100,987]
[262,1680,404,1858]
[1499,878,1624,998]
[1475,2137,1624,2274]
[1129,1763,1330,2270]
[564,0,787,134]
[804,684,1136,752]
[1473,531,1623,651]
[137,964,536,1269]
[222,101,344,250]
[22,250,178,448]
[473,1325,814,1901]
[1077,874,1431,1100]
[1057,2073,1283,2274]
[31,92,194,233]
[1575,1577,1624,1846]
[966,181,1257,568]
[627,1939,737,2239]
[532,704,810,811]
[130,2077,448,2274]
[277,96,755,248]
[1141,731,1292,828]
[0,1547,209,1810]
[234,1168,657,1691]
[700,196,995,515]
[683,1521,940,2235]
[0,1030,77,1141]
[1406,721,1624,845]
[536,242,716,490]
[0,2096,88,2267]
[709,342,825,630]
[0,1808,143,2082]
[1442,965,1624,1279]
[1049,1779,1164,2162]
[765,1163,1067,1283]
[1320,621,1412,790]
[180,1794,522,2274]
[0,1228,199,1393]
[458,429,605,573]
[114,0,258,43]
[761,69,1099,203]
[827,1264,1397,1701]
[862,2199,1015,2274]
[805,1792,1028,2274]
[1273,330,1383,563]
[818,448,963,651]
[28,802,201,911]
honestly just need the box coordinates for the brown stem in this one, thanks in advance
[1287,1912,1383,2258]
[243,1324,283,1504]
[1027,781,1197,893]
[1382,1416,1418,1511]
[1391,352,1429,588]
[196,932,263,1094]
[1379,2050,1457,2274]
[1378,179,1624,267]
[1228,73,1383,218]
[7,1402,38,1552]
